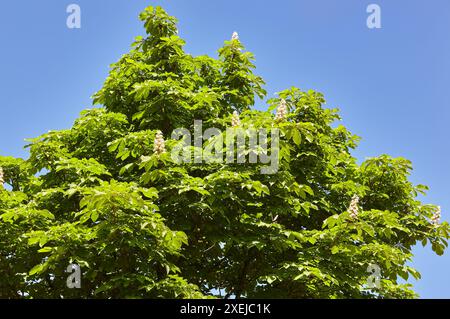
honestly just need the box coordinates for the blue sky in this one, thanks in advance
[0,0,449,298]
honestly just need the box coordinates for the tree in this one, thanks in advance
[0,6,448,299]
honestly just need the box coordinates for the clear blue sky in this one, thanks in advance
[0,0,449,298]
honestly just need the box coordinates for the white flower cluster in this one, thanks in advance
[432,206,441,225]
[153,131,166,155]
[231,31,239,41]
[275,99,288,121]
[0,167,4,187]
[348,195,360,219]
[231,111,241,127]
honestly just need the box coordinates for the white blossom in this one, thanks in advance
[348,195,360,219]
[231,111,241,127]
[431,206,441,225]
[274,99,288,121]
[231,31,239,41]
[153,131,166,155]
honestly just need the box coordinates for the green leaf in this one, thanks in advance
[29,264,45,276]
[91,210,99,222]
[38,247,53,253]
[331,246,340,254]
[292,129,302,146]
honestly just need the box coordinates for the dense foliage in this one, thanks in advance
[0,6,448,299]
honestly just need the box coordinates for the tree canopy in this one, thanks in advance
[0,6,448,299]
